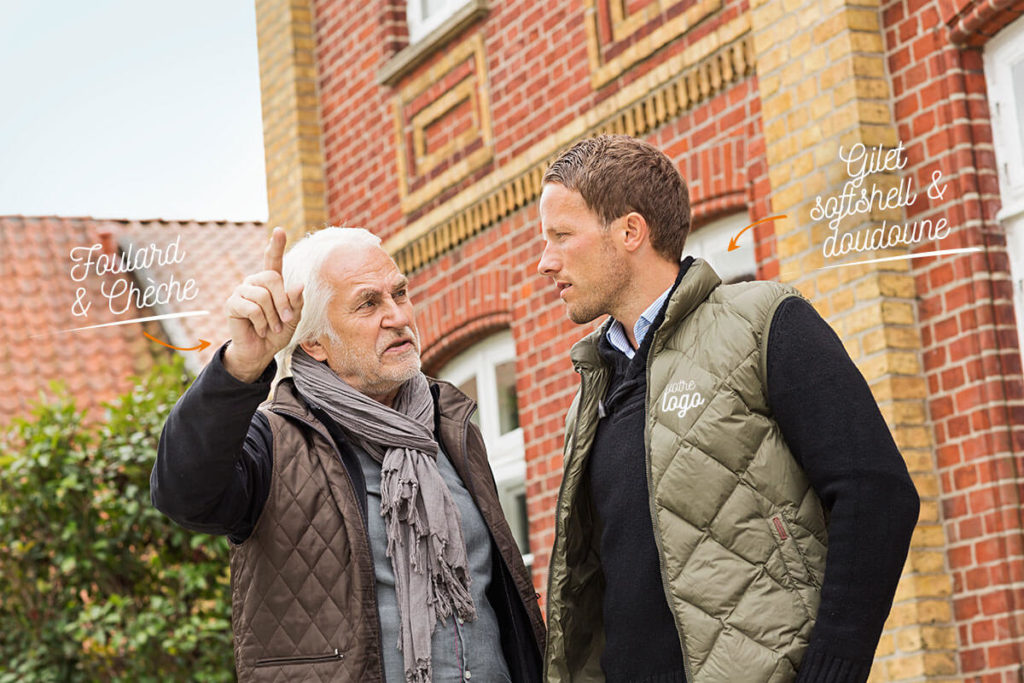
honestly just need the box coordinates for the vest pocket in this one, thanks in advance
[767,514,820,592]
[254,649,345,667]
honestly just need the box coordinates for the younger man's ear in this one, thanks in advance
[621,212,650,253]
[300,339,329,362]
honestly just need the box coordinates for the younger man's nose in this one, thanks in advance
[537,245,558,277]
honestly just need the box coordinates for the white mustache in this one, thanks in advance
[377,327,419,354]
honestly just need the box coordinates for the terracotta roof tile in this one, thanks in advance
[0,216,267,427]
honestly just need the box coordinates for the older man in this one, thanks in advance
[151,227,543,683]
[538,136,919,682]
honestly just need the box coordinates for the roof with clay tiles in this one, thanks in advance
[0,216,267,425]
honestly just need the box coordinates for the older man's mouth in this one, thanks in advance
[383,338,416,355]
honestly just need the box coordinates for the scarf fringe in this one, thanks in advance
[405,657,431,683]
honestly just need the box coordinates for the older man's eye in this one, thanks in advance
[358,300,376,310]
[394,289,408,300]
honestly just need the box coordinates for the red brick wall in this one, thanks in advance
[310,0,770,594]
[884,0,1024,676]
[312,0,762,239]
[305,3,1024,669]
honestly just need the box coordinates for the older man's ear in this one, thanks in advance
[299,339,329,362]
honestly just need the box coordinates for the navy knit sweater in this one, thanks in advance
[587,268,919,683]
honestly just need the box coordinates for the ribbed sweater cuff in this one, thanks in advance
[795,649,872,683]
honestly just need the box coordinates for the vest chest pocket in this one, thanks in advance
[767,513,822,596]
[254,649,345,667]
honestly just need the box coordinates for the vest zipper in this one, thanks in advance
[254,649,344,667]
[543,369,588,681]
[271,407,387,682]
[643,340,695,683]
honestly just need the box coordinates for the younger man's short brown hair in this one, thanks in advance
[542,135,691,262]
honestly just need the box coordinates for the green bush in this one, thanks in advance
[0,358,235,682]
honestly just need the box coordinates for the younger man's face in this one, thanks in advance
[537,182,629,324]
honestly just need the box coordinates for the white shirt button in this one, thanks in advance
[463,671,472,680]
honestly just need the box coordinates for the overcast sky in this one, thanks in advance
[0,0,267,222]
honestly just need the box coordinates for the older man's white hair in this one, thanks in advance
[275,226,383,377]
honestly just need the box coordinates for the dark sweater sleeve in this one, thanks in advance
[766,297,920,683]
[150,343,276,543]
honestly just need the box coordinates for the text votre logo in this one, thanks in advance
[661,380,706,418]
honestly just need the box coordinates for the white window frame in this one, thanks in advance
[438,331,531,565]
[406,0,472,44]
[684,212,758,283]
[984,13,1024,370]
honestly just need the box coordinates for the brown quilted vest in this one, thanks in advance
[230,377,544,682]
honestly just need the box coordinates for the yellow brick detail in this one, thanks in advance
[916,498,940,522]
[881,301,916,325]
[922,652,959,676]
[852,54,887,78]
[859,100,893,125]
[749,5,957,673]
[850,30,885,53]
[907,550,949,573]
[888,599,952,627]
[846,8,880,31]
[874,633,895,657]
[885,653,925,680]
[256,0,327,237]
[812,12,846,43]
[910,472,940,497]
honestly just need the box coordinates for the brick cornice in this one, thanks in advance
[384,18,754,273]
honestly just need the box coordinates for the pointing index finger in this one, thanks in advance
[264,227,287,274]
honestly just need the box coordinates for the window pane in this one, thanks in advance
[1013,59,1024,163]
[495,360,520,434]
[498,482,531,558]
[458,375,481,428]
[514,490,530,557]
[423,0,448,18]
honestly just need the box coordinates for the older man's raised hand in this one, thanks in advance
[223,227,305,382]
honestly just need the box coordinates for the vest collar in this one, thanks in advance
[570,258,722,370]
[653,258,721,351]
[267,376,314,420]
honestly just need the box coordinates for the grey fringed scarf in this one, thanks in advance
[290,348,477,683]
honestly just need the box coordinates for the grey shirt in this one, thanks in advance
[355,443,511,683]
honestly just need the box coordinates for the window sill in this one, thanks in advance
[378,0,488,87]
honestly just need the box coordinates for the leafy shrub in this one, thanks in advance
[0,357,235,682]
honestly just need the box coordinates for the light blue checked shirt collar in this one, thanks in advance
[605,285,673,359]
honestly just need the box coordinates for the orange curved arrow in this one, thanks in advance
[143,331,211,352]
[728,214,787,251]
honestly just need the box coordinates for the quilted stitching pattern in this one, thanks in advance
[231,403,380,683]
[646,280,827,679]
[546,261,829,683]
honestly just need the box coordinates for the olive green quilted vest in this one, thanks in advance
[545,259,828,682]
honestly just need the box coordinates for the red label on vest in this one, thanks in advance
[772,516,788,540]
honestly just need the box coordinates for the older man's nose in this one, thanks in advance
[381,297,412,329]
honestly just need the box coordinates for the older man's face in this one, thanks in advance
[312,244,421,404]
